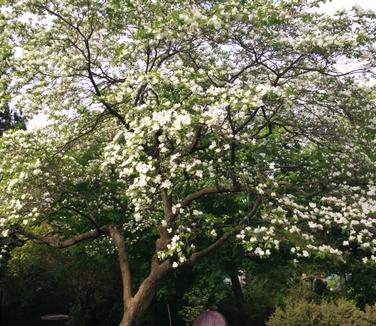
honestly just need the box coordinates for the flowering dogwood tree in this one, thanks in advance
[1,0,376,324]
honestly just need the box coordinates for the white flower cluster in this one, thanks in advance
[237,226,279,258]
[237,181,376,263]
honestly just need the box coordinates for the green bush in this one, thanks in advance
[267,299,376,326]
[364,304,376,324]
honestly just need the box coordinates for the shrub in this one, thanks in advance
[267,299,376,326]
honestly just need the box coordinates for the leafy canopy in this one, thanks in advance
[0,0,375,269]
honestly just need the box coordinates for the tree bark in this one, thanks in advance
[119,261,171,326]
[230,272,245,308]
[230,272,248,324]
[108,224,133,311]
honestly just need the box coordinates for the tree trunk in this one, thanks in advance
[230,272,248,324]
[119,262,171,326]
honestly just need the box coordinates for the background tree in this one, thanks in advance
[0,1,375,325]
[0,12,25,135]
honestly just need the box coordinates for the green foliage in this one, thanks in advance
[345,264,376,308]
[179,288,218,324]
[176,252,232,324]
[238,257,297,324]
[2,241,122,326]
[267,299,376,326]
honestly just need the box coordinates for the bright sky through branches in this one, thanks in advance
[27,0,376,130]
[321,0,376,12]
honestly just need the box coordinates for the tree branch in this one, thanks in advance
[179,184,249,211]
[83,39,130,129]
[13,225,109,248]
[185,233,231,265]
[107,224,133,310]
[183,196,262,265]
[62,205,100,232]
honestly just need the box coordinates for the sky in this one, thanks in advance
[321,0,376,12]
[27,0,376,130]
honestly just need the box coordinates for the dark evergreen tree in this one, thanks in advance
[0,107,25,135]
